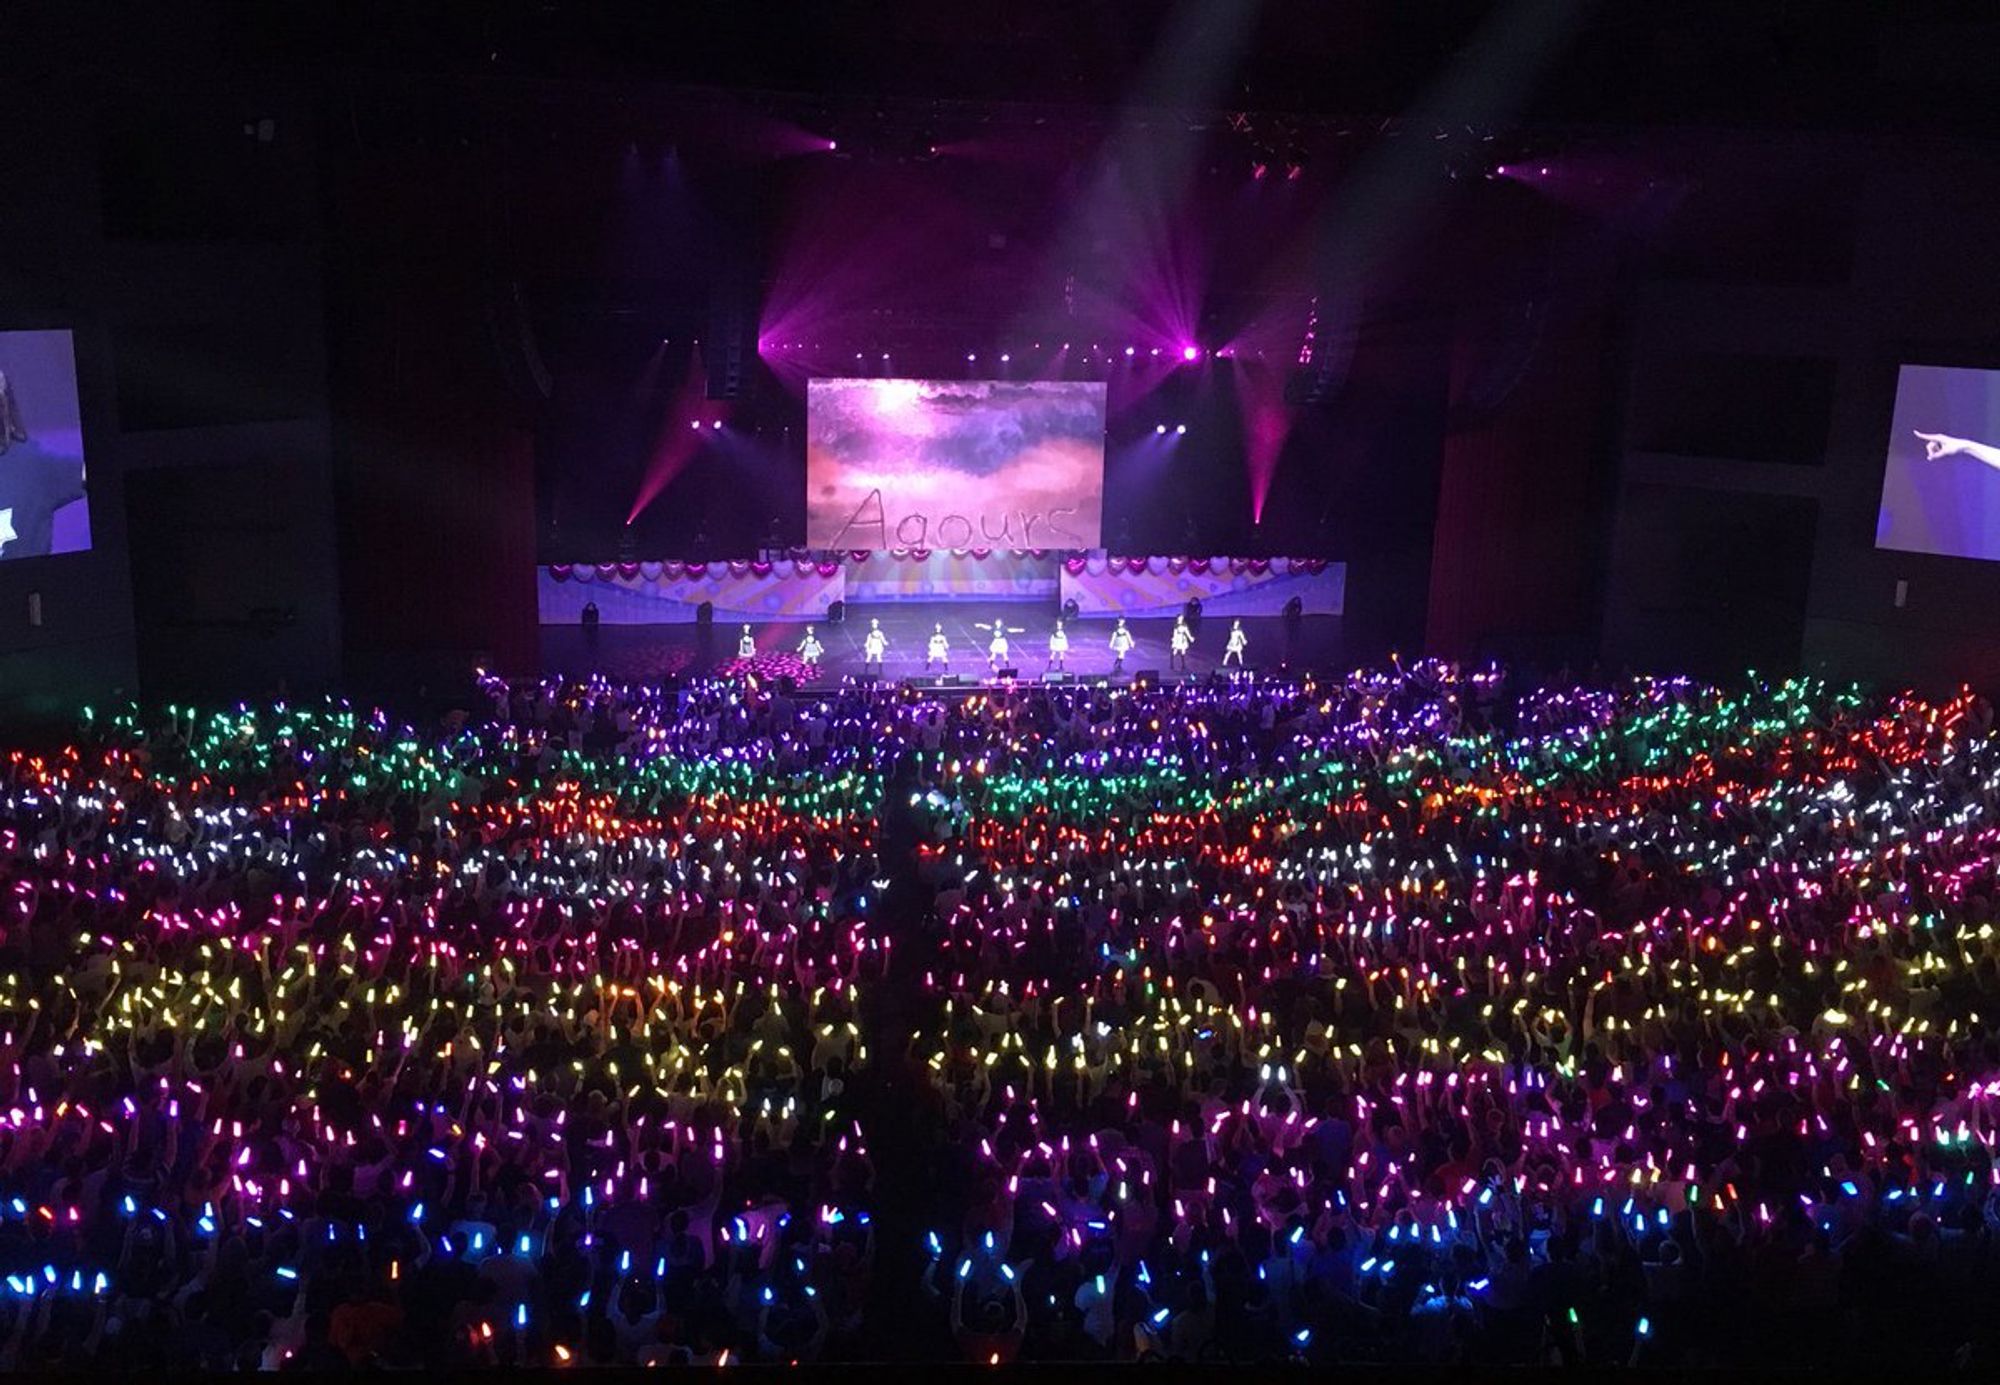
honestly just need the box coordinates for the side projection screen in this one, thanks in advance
[0,330,90,562]
[1876,363,2000,562]
[807,378,1106,549]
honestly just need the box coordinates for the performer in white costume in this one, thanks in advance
[797,626,824,673]
[926,623,951,672]
[862,618,888,670]
[737,624,756,660]
[977,616,1026,670]
[1169,615,1193,672]
[1047,620,1069,671]
[1223,619,1248,668]
[1109,618,1135,674]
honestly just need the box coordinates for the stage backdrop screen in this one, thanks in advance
[1876,364,2000,561]
[807,378,1106,550]
[0,330,90,562]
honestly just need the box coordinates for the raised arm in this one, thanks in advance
[1916,431,2000,470]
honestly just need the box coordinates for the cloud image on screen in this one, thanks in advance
[807,378,1106,550]
[1876,364,2000,562]
[0,330,90,563]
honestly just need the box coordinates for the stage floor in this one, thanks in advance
[541,601,1345,685]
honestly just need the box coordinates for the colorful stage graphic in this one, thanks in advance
[806,378,1107,549]
[539,561,843,624]
[540,553,1342,624]
[844,549,1058,602]
[1060,555,1344,618]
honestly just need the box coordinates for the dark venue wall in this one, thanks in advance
[1800,146,2000,691]
[1426,182,1623,669]
[322,126,540,689]
[3,4,2000,707]
[0,12,340,722]
[1600,130,2000,692]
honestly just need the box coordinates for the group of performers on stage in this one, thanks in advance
[740,612,1250,678]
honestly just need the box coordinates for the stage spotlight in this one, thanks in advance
[1175,424,1188,435]
[966,353,977,363]
[827,139,839,151]
[1124,346,1135,357]
[999,353,1011,363]
[1155,424,1167,435]
[1182,345,1200,362]
[710,420,723,430]
[689,420,702,431]
[1150,347,1160,357]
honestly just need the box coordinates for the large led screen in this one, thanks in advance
[0,330,90,562]
[1876,363,2000,561]
[806,378,1106,549]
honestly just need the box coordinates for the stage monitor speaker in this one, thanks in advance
[1042,672,1068,684]
[827,600,845,624]
[695,601,714,626]
[997,667,1020,681]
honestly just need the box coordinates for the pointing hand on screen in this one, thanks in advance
[1916,431,2000,469]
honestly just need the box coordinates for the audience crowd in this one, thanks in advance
[0,661,1997,1368]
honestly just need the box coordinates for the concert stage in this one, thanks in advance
[540,601,1345,686]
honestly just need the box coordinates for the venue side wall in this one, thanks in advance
[2,17,345,721]
[326,137,539,686]
[1601,135,2000,692]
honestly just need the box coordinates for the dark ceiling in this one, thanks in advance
[18,0,2000,136]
